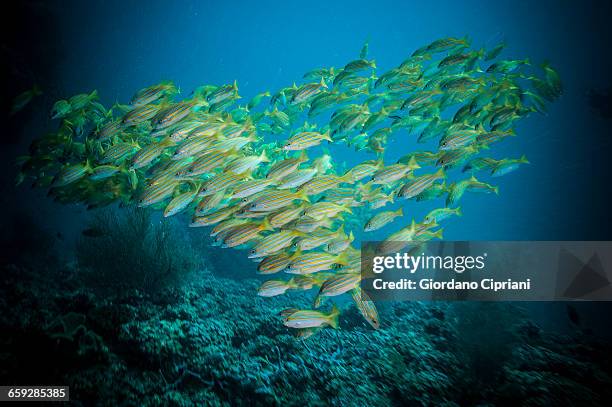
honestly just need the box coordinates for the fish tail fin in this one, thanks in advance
[261,217,274,231]
[520,154,529,164]
[407,156,420,170]
[313,292,323,308]
[328,305,340,329]
[297,189,311,203]
[433,228,444,240]
[323,129,333,142]
[455,207,462,216]
[341,172,354,184]
[297,150,309,163]
[395,207,404,217]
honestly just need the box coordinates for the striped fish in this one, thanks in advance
[293,216,333,233]
[326,231,355,254]
[172,136,215,160]
[298,173,353,195]
[285,251,349,275]
[53,163,90,187]
[223,150,269,174]
[436,145,479,168]
[282,130,332,151]
[231,179,274,199]
[296,229,339,251]
[266,151,308,179]
[424,207,462,224]
[283,305,339,329]
[130,140,173,170]
[163,189,198,217]
[257,279,297,297]
[439,129,480,150]
[100,143,137,164]
[350,288,380,329]
[122,104,162,126]
[180,150,232,177]
[364,207,403,232]
[249,230,302,258]
[210,134,256,152]
[396,168,446,199]
[291,79,327,104]
[131,81,175,105]
[189,204,239,227]
[302,202,351,220]
[154,101,194,129]
[257,250,301,275]
[277,168,317,190]
[96,120,122,140]
[168,121,206,143]
[90,165,120,181]
[199,172,244,196]
[137,177,178,207]
[378,220,418,254]
[371,159,419,184]
[249,190,309,212]
[269,203,305,228]
[348,160,382,182]
[207,81,238,105]
[210,218,248,237]
[221,219,272,248]
[193,191,225,214]
[314,273,361,307]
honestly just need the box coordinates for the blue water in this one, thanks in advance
[41,0,609,243]
[2,2,612,403]
[2,0,610,336]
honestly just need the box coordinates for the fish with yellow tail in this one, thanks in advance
[283,305,340,329]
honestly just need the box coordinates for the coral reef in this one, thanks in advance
[1,259,611,406]
[76,207,199,294]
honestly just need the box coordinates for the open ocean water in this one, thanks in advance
[1,1,611,405]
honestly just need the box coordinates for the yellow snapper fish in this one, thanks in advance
[364,207,403,232]
[220,218,273,248]
[283,305,340,329]
[351,288,380,329]
[19,37,561,335]
[285,251,350,274]
[248,189,309,212]
[283,130,332,151]
[257,278,298,297]
[249,230,304,258]
[257,250,303,275]
[314,273,361,307]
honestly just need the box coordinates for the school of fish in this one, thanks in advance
[16,37,561,338]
